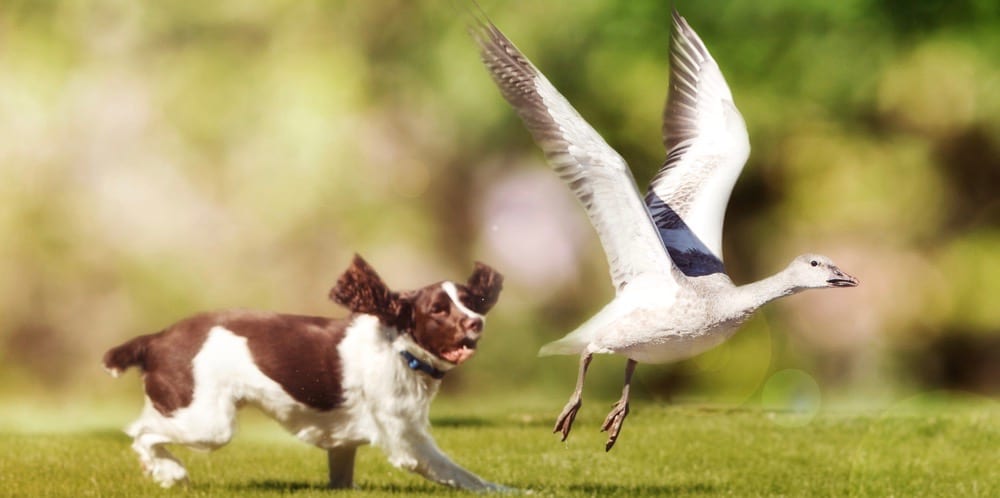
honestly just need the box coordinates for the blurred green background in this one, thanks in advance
[1,0,998,419]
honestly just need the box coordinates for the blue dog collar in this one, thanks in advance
[400,350,447,379]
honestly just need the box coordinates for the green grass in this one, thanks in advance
[1,398,997,497]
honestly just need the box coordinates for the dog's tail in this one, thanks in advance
[102,333,156,378]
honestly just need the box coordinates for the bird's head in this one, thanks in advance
[787,254,859,290]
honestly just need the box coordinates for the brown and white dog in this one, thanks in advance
[103,255,504,491]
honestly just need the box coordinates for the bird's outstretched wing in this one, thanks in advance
[645,10,750,277]
[473,19,677,293]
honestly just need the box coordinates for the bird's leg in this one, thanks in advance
[601,359,637,451]
[553,352,593,441]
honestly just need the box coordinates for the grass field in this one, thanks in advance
[1,396,996,497]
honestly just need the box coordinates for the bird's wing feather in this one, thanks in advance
[645,10,750,276]
[473,20,677,293]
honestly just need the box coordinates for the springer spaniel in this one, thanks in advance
[103,255,505,491]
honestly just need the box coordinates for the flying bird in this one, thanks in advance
[472,9,859,451]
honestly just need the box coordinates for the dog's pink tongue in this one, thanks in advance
[442,346,475,365]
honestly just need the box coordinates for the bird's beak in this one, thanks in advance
[827,267,859,287]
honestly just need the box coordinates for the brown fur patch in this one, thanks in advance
[224,311,348,411]
[115,314,214,415]
[329,254,408,330]
[106,311,350,415]
[461,262,504,314]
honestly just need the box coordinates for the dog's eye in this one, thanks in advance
[431,300,449,315]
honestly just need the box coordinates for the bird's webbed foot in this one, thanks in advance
[553,396,582,441]
[601,358,637,451]
[600,398,630,451]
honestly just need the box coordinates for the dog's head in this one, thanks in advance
[330,254,503,365]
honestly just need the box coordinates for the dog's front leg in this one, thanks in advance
[327,446,357,489]
[385,431,506,492]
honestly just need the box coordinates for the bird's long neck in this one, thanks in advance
[720,267,802,320]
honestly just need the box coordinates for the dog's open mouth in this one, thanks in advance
[440,338,478,365]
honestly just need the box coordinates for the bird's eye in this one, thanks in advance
[810,260,819,267]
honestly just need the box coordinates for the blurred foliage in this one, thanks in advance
[0,0,998,405]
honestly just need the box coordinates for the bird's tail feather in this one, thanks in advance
[538,322,599,356]
[538,301,621,356]
[538,335,587,356]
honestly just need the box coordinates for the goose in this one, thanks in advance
[472,9,858,451]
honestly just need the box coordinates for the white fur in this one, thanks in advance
[441,281,484,321]
[124,311,500,490]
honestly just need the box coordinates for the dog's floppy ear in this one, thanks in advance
[463,262,504,314]
[330,255,405,326]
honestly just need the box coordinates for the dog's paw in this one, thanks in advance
[148,458,189,488]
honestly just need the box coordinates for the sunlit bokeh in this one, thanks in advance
[1,0,997,412]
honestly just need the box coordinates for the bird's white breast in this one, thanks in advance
[593,281,747,364]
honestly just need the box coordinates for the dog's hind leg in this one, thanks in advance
[126,401,191,487]
[126,395,237,487]
[327,446,357,489]
[131,432,189,487]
